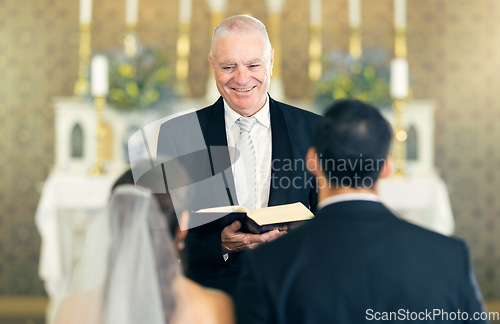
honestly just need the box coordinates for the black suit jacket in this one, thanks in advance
[236,200,487,324]
[157,96,320,295]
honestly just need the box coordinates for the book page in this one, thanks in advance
[249,202,314,226]
[196,205,249,214]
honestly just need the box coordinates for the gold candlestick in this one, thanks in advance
[268,13,282,79]
[207,12,224,82]
[176,22,191,96]
[309,24,322,82]
[89,96,107,175]
[349,27,362,59]
[211,12,224,33]
[74,24,91,96]
[392,26,408,177]
[395,28,407,59]
[393,98,407,177]
[124,24,139,58]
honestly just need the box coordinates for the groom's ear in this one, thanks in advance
[306,147,321,177]
[378,156,393,180]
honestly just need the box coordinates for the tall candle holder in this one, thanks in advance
[391,26,408,177]
[391,0,408,176]
[124,24,139,58]
[348,0,361,59]
[89,96,107,175]
[211,12,224,37]
[89,54,110,175]
[176,22,191,96]
[265,0,286,100]
[309,24,322,82]
[268,13,282,80]
[205,10,225,101]
[349,27,362,59]
[395,28,407,59]
[74,24,92,96]
[392,98,407,177]
[309,0,322,82]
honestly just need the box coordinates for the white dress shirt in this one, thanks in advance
[224,97,272,211]
[317,193,380,210]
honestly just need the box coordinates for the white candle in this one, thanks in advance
[206,0,227,13]
[179,0,192,24]
[348,0,361,28]
[79,0,92,24]
[126,0,139,26]
[265,0,286,14]
[390,58,409,99]
[310,0,322,25]
[394,0,406,28]
[91,55,109,97]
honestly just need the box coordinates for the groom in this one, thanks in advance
[236,100,487,323]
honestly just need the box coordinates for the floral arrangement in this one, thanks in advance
[107,48,174,111]
[314,48,392,109]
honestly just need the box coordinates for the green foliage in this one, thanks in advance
[108,48,174,111]
[315,49,392,109]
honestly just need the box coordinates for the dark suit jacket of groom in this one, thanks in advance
[156,96,320,295]
[236,200,487,324]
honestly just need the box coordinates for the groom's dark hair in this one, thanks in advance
[314,100,393,188]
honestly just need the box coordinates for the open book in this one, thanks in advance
[190,202,314,234]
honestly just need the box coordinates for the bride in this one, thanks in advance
[54,183,234,324]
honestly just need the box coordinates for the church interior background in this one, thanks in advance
[1,0,500,322]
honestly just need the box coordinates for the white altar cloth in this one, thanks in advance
[35,171,119,320]
[379,176,454,236]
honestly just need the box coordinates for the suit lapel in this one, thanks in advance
[268,97,293,206]
[202,96,295,207]
[204,97,227,147]
[203,97,238,205]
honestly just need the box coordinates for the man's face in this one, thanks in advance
[209,31,274,117]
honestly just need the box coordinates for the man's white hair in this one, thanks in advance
[210,15,272,57]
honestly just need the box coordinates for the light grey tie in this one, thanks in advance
[237,117,257,211]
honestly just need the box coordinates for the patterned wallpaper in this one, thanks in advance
[0,0,498,300]
[407,0,500,298]
[0,0,76,294]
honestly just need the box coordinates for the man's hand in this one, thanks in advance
[221,221,287,253]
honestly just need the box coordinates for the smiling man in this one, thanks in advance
[156,15,320,296]
[209,17,273,117]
